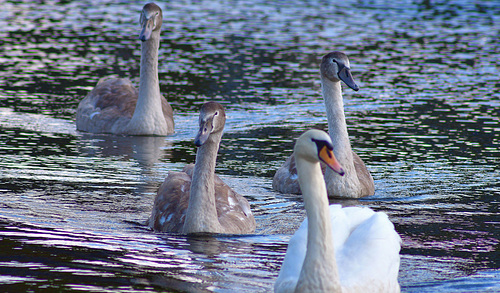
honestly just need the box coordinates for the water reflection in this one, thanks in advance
[0,221,283,292]
[77,134,170,167]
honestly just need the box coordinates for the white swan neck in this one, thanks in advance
[183,133,223,234]
[295,158,341,291]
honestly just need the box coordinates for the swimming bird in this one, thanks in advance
[274,129,401,293]
[147,102,256,234]
[76,3,174,135]
[273,52,374,198]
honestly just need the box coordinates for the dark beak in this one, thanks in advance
[338,66,360,91]
[194,119,213,147]
[139,17,154,42]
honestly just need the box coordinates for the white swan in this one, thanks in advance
[76,3,174,135]
[274,129,401,293]
[147,102,256,234]
[273,52,374,198]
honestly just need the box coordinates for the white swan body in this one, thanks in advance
[76,3,174,135]
[274,130,401,293]
[273,52,374,198]
[147,102,256,234]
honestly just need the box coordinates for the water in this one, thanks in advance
[0,0,499,291]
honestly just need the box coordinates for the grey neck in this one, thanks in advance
[183,132,223,234]
[321,76,358,188]
[127,30,167,134]
[138,32,161,111]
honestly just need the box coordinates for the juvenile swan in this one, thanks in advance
[147,102,256,234]
[274,129,401,293]
[273,52,374,198]
[76,3,174,135]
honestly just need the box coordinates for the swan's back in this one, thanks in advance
[275,205,401,293]
[76,78,137,133]
[351,152,375,196]
[336,206,401,292]
[76,77,173,134]
[147,164,256,234]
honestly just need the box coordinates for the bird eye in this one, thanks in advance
[214,111,219,116]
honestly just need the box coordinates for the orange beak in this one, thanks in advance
[319,146,345,176]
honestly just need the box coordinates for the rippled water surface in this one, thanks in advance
[0,0,499,291]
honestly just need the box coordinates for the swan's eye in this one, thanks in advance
[214,111,219,116]
[312,138,333,152]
